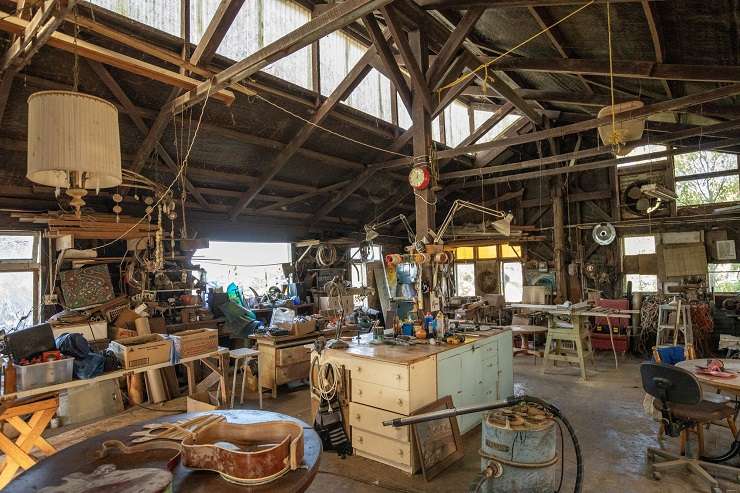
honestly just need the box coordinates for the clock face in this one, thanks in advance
[408,166,430,190]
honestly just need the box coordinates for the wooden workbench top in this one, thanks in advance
[323,330,509,365]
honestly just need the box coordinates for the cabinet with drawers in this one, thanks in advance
[313,330,513,474]
[254,334,313,398]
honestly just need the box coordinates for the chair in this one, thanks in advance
[228,347,261,409]
[641,363,740,492]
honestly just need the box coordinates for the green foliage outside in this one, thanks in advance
[675,151,739,206]
[709,263,740,293]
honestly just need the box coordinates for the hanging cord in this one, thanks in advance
[72,4,80,91]
[606,0,621,154]
[438,1,595,94]
[90,85,213,251]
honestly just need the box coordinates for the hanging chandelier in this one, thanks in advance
[27,90,122,217]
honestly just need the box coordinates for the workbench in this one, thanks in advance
[250,329,338,398]
[311,330,513,474]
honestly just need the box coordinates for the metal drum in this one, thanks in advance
[480,403,558,493]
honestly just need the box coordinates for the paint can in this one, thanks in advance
[479,403,558,492]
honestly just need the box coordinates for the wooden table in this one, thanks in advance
[508,325,548,359]
[1,348,230,403]
[4,410,321,492]
[677,359,740,395]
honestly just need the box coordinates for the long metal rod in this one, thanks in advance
[383,396,517,427]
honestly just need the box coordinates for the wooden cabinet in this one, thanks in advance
[256,335,312,398]
[437,331,513,434]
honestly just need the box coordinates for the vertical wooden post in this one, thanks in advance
[409,30,435,240]
[553,176,567,303]
[409,29,435,313]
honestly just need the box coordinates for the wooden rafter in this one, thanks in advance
[129,0,245,176]
[87,61,212,210]
[416,0,654,8]
[380,5,435,113]
[490,57,740,83]
[257,179,352,212]
[189,0,245,67]
[426,7,485,87]
[226,50,377,220]
[171,0,394,113]
[381,83,740,166]
[526,6,592,93]
[474,119,532,167]
[0,9,235,104]
[640,0,673,100]
[362,14,412,113]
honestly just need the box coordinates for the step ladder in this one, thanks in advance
[655,300,695,359]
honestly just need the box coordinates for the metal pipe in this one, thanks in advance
[383,396,516,427]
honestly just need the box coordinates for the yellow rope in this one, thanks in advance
[437,0,596,94]
[606,0,621,151]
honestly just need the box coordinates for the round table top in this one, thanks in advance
[6,410,321,493]
[507,324,549,334]
[676,359,740,393]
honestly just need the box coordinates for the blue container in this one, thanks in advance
[401,322,414,336]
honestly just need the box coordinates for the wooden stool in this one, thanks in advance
[542,316,595,380]
[0,394,59,488]
[229,348,261,409]
[509,325,548,360]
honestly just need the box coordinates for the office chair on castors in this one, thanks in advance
[641,363,740,493]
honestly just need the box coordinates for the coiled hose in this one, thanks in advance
[469,396,583,493]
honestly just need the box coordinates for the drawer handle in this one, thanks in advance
[358,389,363,396]
[395,374,402,380]
[355,413,361,421]
[398,449,404,457]
[356,366,362,373]
[397,398,404,406]
[358,436,364,444]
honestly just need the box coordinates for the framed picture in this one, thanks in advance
[411,395,464,481]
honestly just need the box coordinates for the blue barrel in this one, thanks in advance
[480,405,558,492]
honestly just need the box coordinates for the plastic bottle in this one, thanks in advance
[435,311,446,338]
[423,312,434,338]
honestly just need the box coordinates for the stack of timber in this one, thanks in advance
[11,212,155,239]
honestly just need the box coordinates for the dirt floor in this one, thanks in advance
[45,353,739,492]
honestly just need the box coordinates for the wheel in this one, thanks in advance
[652,471,662,480]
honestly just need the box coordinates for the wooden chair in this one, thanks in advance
[0,394,59,488]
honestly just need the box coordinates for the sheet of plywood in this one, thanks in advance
[662,243,708,277]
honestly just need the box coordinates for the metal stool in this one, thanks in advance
[228,348,261,409]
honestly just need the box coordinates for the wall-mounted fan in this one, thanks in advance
[593,223,616,246]
[623,180,671,216]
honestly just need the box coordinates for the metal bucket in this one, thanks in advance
[480,403,558,493]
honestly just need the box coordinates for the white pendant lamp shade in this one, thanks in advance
[597,100,646,155]
[27,90,122,189]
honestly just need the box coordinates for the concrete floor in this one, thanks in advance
[46,353,739,492]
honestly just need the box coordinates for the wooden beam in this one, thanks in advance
[362,14,413,113]
[227,50,376,220]
[257,179,352,212]
[381,5,435,114]
[526,6,592,93]
[87,61,212,210]
[443,119,740,181]
[416,0,655,8]
[0,9,235,104]
[426,7,485,87]
[429,83,740,163]
[640,0,673,99]
[311,168,376,224]
[474,119,532,166]
[171,0,393,113]
[189,0,245,67]
[491,57,740,83]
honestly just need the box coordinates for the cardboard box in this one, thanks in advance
[278,319,317,336]
[170,328,218,359]
[319,295,354,314]
[51,320,108,341]
[110,326,137,340]
[114,308,141,330]
[109,334,172,369]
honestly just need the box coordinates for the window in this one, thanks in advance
[455,247,475,260]
[625,274,658,293]
[619,144,668,167]
[350,246,382,307]
[623,236,656,255]
[500,244,522,259]
[397,94,412,129]
[443,101,471,147]
[195,242,291,294]
[472,110,521,143]
[347,69,393,122]
[709,263,740,293]
[455,263,476,296]
[477,245,498,259]
[191,0,311,89]
[0,232,40,331]
[675,151,739,206]
[501,262,523,302]
[91,0,180,35]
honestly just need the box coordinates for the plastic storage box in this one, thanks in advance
[15,358,74,391]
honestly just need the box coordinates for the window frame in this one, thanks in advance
[624,273,659,294]
[454,262,476,297]
[708,262,740,294]
[674,151,740,207]
[0,231,41,328]
[622,235,657,256]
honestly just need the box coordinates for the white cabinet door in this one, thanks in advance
[461,345,484,433]
[496,332,514,399]
[437,352,463,430]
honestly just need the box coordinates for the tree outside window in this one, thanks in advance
[675,151,739,206]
